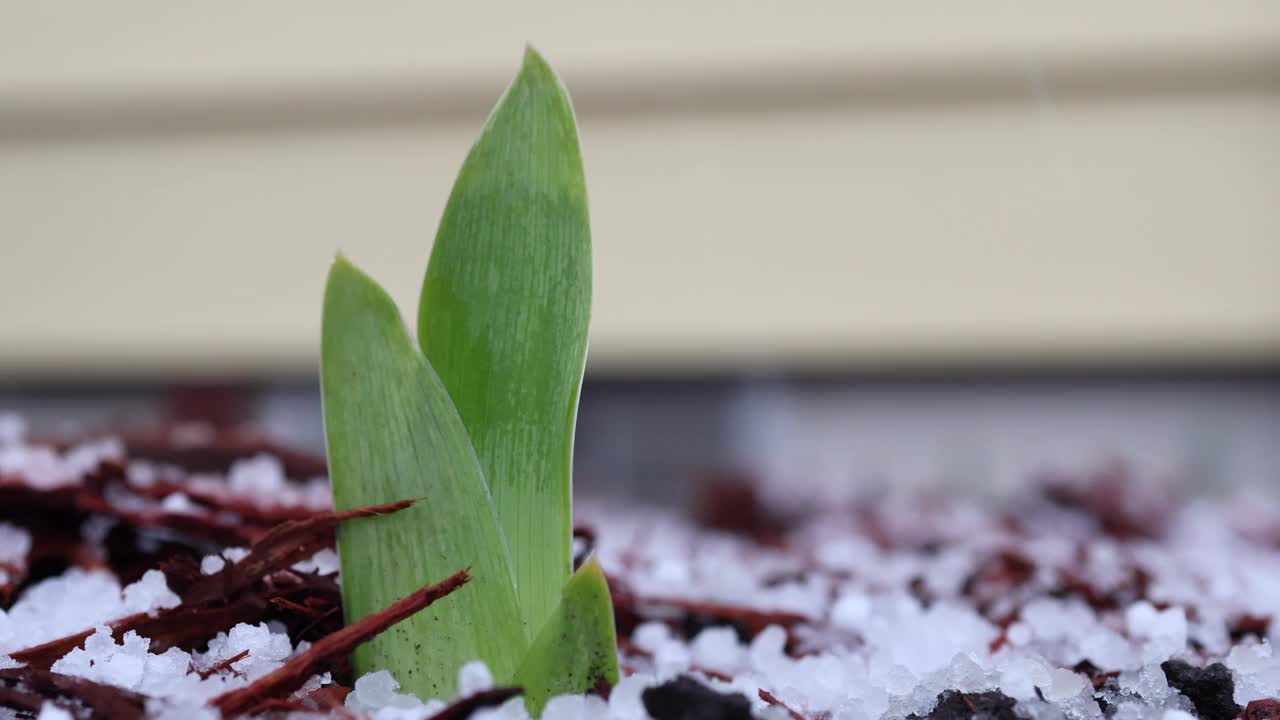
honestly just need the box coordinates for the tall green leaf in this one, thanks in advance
[512,557,620,716]
[321,256,527,699]
[418,46,591,636]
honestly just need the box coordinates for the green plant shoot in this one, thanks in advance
[320,47,618,711]
[420,46,591,638]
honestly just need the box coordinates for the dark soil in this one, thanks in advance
[642,675,753,720]
[1160,660,1241,720]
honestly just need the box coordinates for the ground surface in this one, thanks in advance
[3,415,1280,720]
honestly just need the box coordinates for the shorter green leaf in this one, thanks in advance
[512,557,620,717]
[321,255,527,699]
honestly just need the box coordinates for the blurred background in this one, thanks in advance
[1,2,1277,502]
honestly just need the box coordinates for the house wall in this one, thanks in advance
[1,2,1277,376]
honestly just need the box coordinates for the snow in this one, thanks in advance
[5,418,1280,718]
[199,554,226,575]
[0,437,123,490]
[0,568,180,653]
[1227,643,1280,705]
[186,453,332,511]
[346,670,447,719]
[292,547,342,576]
[0,523,31,586]
[36,703,72,720]
[458,660,495,696]
[48,622,300,704]
[691,627,742,673]
[122,570,182,616]
[198,547,252,576]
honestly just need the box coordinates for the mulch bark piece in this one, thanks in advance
[642,675,753,720]
[962,550,1037,616]
[75,493,261,546]
[12,502,407,673]
[1052,565,1151,613]
[759,688,809,719]
[694,471,792,547]
[235,685,361,719]
[1072,659,1122,714]
[0,666,147,720]
[182,498,414,606]
[1040,463,1168,540]
[591,674,613,700]
[424,686,524,720]
[211,568,472,717]
[1242,699,1280,720]
[1160,660,1241,720]
[572,525,597,571]
[1072,659,1121,690]
[303,684,354,713]
[1229,614,1272,643]
[908,690,1019,720]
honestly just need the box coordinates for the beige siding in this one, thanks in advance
[1,3,1277,375]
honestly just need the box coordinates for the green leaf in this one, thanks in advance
[321,256,527,699]
[418,46,591,636]
[513,557,620,716]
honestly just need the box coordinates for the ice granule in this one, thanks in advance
[223,547,250,563]
[469,697,530,720]
[145,698,220,720]
[346,670,428,712]
[608,674,652,720]
[227,454,286,497]
[458,660,494,695]
[199,547,250,576]
[0,568,175,652]
[199,623,292,679]
[750,625,789,675]
[122,570,181,615]
[1006,622,1032,647]
[199,554,226,575]
[126,460,158,488]
[1119,663,1177,703]
[540,694,609,720]
[36,703,72,720]
[1126,601,1187,663]
[0,523,31,568]
[1042,667,1090,702]
[831,591,872,631]
[632,622,673,654]
[0,437,122,490]
[1226,642,1280,704]
[61,438,125,480]
[52,627,150,690]
[291,672,332,699]
[692,626,743,673]
[996,652,1054,700]
[44,621,300,703]
[292,547,341,576]
[159,493,201,515]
